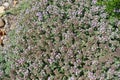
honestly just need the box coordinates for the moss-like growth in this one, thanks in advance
[98,0,120,19]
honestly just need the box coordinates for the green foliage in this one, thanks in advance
[98,0,120,19]
[5,0,31,15]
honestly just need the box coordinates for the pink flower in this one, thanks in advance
[92,0,97,4]
[17,58,25,64]
[91,19,98,27]
[0,71,3,77]
[88,71,96,80]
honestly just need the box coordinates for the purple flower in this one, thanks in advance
[91,6,99,12]
[17,58,25,64]
[36,12,43,21]
[92,0,97,4]
[108,69,115,75]
[88,71,96,80]
[0,71,3,77]
[91,19,98,27]
[68,76,75,80]
[48,58,55,64]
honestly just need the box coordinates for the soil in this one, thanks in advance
[0,0,20,48]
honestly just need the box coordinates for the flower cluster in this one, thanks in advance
[0,0,120,80]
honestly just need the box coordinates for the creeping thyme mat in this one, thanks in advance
[0,0,120,80]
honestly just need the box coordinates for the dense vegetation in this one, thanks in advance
[0,0,120,80]
[98,0,120,19]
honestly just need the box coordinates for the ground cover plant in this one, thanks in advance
[97,0,120,19]
[0,0,120,80]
